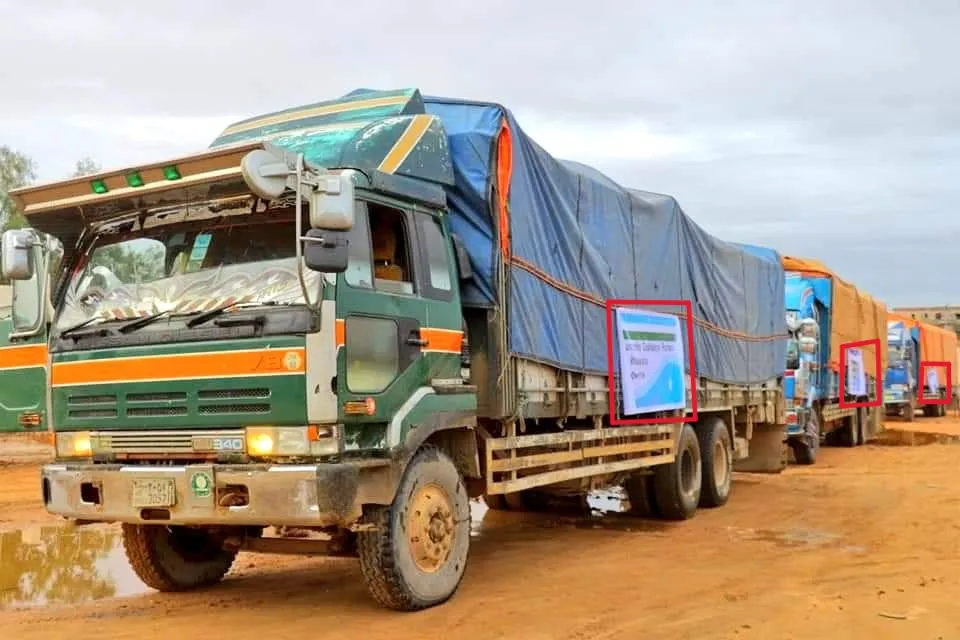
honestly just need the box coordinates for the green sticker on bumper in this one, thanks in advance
[190,471,213,498]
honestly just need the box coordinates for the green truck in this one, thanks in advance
[2,88,788,611]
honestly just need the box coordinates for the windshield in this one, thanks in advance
[55,203,324,333]
[888,345,904,364]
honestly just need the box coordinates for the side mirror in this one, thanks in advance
[451,234,473,281]
[302,228,349,273]
[1,229,36,281]
[309,171,355,231]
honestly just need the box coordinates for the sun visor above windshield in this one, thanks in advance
[8,141,268,238]
[210,88,455,187]
[213,88,426,145]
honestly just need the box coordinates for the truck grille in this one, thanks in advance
[66,387,272,419]
[90,428,246,455]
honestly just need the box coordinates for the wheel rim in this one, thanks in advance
[680,446,700,498]
[407,482,456,574]
[712,439,729,489]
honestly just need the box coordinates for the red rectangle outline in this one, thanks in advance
[838,338,882,408]
[918,361,953,405]
[605,299,698,425]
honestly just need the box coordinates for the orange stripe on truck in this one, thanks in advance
[51,347,306,387]
[0,343,48,370]
[334,319,462,354]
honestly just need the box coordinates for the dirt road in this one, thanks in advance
[3,423,960,640]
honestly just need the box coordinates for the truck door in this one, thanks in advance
[335,200,463,451]
[0,249,49,433]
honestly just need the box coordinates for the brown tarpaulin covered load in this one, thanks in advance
[888,312,959,387]
[919,322,958,387]
[782,255,888,380]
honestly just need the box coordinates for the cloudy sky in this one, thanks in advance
[2,0,958,306]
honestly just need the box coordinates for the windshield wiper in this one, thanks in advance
[59,317,111,341]
[118,310,172,334]
[185,301,279,329]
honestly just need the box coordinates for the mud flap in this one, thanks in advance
[733,423,788,474]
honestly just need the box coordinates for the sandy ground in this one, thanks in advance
[3,420,960,639]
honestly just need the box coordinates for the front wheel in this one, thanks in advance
[121,524,237,592]
[357,445,471,611]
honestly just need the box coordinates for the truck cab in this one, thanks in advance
[884,319,918,420]
[4,90,485,610]
[783,272,826,464]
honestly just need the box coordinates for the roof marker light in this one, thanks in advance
[90,179,108,194]
[162,165,181,180]
[125,171,145,188]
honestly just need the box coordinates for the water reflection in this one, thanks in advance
[0,525,148,609]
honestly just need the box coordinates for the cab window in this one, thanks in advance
[345,202,415,296]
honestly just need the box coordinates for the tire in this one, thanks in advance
[357,445,470,611]
[792,438,817,465]
[121,524,237,592]
[697,417,733,508]
[791,410,819,465]
[652,423,702,521]
[623,474,661,518]
[836,414,859,448]
[856,408,868,443]
[903,400,915,422]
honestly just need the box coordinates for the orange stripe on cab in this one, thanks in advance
[334,319,462,353]
[51,347,306,387]
[0,343,48,370]
[421,328,463,354]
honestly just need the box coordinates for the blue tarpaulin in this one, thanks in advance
[425,97,787,383]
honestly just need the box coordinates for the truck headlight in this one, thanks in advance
[246,426,308,456]
[55,431,92,458]
[244,425,341,457]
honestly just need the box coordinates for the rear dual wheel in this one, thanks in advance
[625,421,730,521]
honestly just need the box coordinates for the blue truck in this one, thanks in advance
[737,248,883,465]
[884,316,954,420]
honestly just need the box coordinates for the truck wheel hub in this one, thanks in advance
[408,483,455,573]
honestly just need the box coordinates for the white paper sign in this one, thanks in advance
[927,368,939,393]
[846,347,866,396]
[615,308,686,415]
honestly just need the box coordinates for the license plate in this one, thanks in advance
[131,478,177,508]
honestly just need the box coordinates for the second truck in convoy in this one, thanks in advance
[778,256,886,464]
[1,88,788,611]
[737,246,887,465]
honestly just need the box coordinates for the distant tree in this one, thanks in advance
[89,242,165,284]
[0,146,37,233]
[71,156,101,177]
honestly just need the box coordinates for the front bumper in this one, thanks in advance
[41,460,397,528]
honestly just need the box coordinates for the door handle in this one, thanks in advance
[406,332,429,347]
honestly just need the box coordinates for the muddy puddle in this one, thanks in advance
[0,524,149,609]
[727,525,867,554]
[1,490,657,610]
